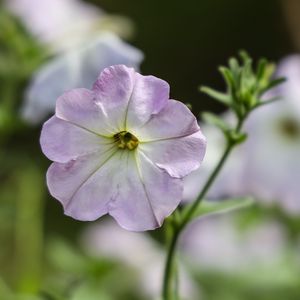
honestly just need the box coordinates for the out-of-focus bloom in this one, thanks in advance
[22,33,143,124]
[180,214,288,272]
[81,220,200,299]
[40,65,206,231]
[5,0,142,124]
[5,0,133,53]
[183,55,300,214]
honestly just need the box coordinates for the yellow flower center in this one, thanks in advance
[278,118,300,139]
[114,131,139,150]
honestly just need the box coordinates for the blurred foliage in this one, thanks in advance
[0,9,46,140]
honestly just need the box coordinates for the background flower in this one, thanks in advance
[4,0,143,125]
[180,214,287,271]
[81,220,200,299]
[22,33,143,124]
[176,209,300,300]
[4,0,133,53]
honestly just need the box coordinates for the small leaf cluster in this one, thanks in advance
[200,51,285,144]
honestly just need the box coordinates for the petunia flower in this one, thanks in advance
[22,33,143,124]
[4,0,133,53]
[40,65,206,231]
[180,213,288,272]
[183,55,300,214]
[6,0,143,125]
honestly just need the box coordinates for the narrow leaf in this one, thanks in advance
[184,197,254,221]
[200,86,230,105]
[256,58,267,81]
[261,77,286,94]
[219,66,236,91]
[239,50,252,65]
[253,96,282,110]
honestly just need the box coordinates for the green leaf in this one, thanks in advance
[256,58,268,81]
[229,57,240,72]
[228,57,240,83]
[184,197,254,221]
[219,66,236,92]
[201,112,230,132]
[200,86,231,105]
[253,96,282,110]
[260,77,286,94]
[239,50,252,65]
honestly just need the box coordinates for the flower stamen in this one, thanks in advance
[114,131,139,150]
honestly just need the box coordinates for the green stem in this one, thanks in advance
[163,229,180,300]
[162,118,244,300]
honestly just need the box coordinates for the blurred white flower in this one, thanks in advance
[183,55,300,214]
[80,220,199,300]
[5,0,143,124]
[5,0,133,53]
[22,32,144,124]
[180,214,287,272]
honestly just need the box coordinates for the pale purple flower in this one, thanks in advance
[183,55,300,214]
[7,0,142,125]
[40,65,206,231]
[22,33,143,124]
[5,0,133,53]
[81,220,200,299]
[180,214,288,272]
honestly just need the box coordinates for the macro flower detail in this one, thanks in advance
[40,65,206,231]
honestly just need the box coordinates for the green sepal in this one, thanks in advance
[260,77,286,95]
[253,96,282,110]
[200,86,231,106]
[219,66,236,94]
[183,197,254,222]
[256,58,268,82]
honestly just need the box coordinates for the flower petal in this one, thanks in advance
[56,88,116,135]
[139,131,206,178]
[47,147,118,220]
[92,65,136,131]
[40,116,113,163]
[133,100,200,141]
[48,148,182,231]
[108,151,183,231]
[125,73,170,129]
